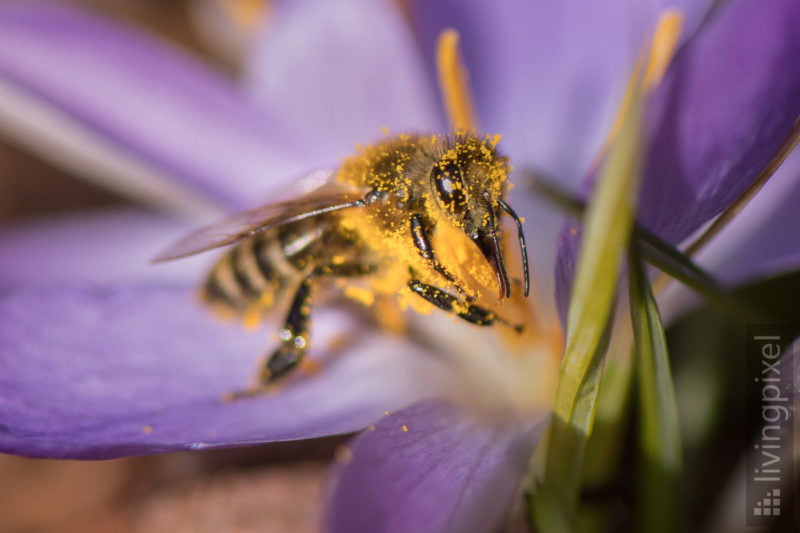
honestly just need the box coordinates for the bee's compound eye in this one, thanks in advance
[431,162,468,211]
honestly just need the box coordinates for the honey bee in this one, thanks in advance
[154,132,529,385]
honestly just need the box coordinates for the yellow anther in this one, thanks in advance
[436,29,478,132]
[644,10,683,89]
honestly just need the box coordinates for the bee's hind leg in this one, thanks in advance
[224,275,314,401]
[259,275,314,383]
[258,262,374,382]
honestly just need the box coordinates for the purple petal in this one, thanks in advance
[0,1,307,213]
[554,221,582,323]
[325,401,546,533]
[639,0,800,244]
[0,285,454,459]
[245,0,442,165]
[0,209,208,290]
[695,151,800,285]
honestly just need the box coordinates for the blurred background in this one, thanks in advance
[0,1,341,531]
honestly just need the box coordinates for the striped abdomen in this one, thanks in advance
[201,228,295,314]
[201,215,372,316]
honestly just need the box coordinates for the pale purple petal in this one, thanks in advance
[639,0,800,244]
[695,150,800,285]
[326,401,546,533]
[0,209,209,290]
[409,0,712,185]
[0,285,454,459]
[245,0,442,166]
[0,1,306,213]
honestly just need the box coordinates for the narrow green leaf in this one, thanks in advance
[532,65,646,530]
[629,243,683,533]
[581,336,634,487]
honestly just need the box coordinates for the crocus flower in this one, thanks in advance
[1,1,799,531]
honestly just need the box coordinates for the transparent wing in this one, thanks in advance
[153,171,368,262]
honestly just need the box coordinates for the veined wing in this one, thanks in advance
[153,173,369,263]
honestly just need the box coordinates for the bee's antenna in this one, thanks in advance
[485,196,512,298]
[497,198,530,297]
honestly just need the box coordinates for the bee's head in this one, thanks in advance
[429,136,528,299]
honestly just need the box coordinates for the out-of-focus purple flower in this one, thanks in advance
[0,0,799,531]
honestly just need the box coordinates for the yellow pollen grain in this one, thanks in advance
[374,297,407,333]
[486,133,502,148]
[259,292,275,308]
[368,424,377,432]
[345,285,376,307]
[142,425,154,434]
[401,424,409,433]
[436,29,478,132]
[242,306,262,330]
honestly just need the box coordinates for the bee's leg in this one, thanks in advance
[409,214,475,301]
[261,275,314,383]
[408,279,523,332]
[259,262,373,384]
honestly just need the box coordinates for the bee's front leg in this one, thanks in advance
[409,214,476,302]
[408,279,523,332]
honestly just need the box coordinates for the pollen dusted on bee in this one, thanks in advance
[164,129,528,388]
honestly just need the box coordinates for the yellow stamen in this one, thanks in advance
[643,10,683,88]
[436,29,478,132]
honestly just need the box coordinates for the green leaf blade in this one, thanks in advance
[629,244,683,533]
[532,62,647,531]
